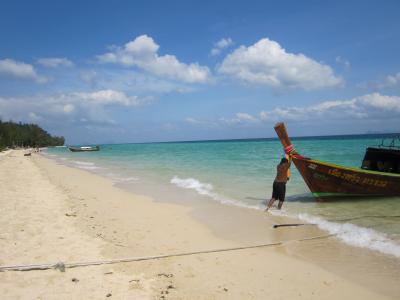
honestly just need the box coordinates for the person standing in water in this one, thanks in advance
[265,156,291,211]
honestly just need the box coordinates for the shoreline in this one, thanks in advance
[0,150,398,299]
[45,144,400,261]
[115,162,400,297]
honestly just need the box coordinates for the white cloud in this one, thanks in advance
[0,58,47,83]
[37,57,74,68]
[187,112,261,129]
[186,93,400,129]
[73,89,139,106]
[84,69,195,96]
[371,72,400,89]
[63,104,75,113]
[360,93,400,111]
[210,38,233,56]
[185,117,202,124]
[259,93,400,122]
[335,56,351,69]
[386,73,400,87]
[260,107,306,121]
[80,70,98,86]
[235,112,258,122]
[0,89,143,127]
[219,112,259,126]
[218,38,342,90]
[358,72,400,90]
[28,112,41,121]
[97,34,210,83]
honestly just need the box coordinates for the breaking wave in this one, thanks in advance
[170,176,261,209]
[297,213,400,258]
[171,176,400,258]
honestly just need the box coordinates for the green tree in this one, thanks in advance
[0,120,65,150]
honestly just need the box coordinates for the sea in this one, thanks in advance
[44,134,400,259]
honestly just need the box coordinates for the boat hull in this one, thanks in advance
[68,146,99,152]
[293,157,400,199]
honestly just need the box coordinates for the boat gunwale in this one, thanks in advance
[296,157,400,178]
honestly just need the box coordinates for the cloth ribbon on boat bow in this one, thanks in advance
[284,144,307,159]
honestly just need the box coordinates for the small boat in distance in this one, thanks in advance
[68,145,100,152]
[274,122,400,200]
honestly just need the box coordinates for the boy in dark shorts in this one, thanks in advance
[265,157,291,211]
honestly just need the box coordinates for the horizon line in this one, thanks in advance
[91,131,400,146]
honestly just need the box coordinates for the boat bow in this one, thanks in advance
[274,122,307,160]
[273,122,400,199]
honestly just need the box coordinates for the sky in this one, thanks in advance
[0,0,400,144]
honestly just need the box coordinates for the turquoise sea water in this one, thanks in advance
[45,134,400,258]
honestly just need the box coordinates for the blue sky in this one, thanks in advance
[1,0,400,144]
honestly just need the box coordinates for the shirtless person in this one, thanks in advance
[265,157,291,211]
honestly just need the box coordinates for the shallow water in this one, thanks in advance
[46,134,400,258]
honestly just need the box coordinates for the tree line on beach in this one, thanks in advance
[0,120,64,150]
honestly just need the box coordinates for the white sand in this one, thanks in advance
[0,150,393,299]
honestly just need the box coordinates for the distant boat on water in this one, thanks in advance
[274,122,400,199]
[68,146,100,152]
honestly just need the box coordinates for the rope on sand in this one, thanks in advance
[0,233,334,272]
[273,223,317,228]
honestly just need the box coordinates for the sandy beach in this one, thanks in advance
[0,150,398,299]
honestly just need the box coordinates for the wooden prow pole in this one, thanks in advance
[274,122,292,149]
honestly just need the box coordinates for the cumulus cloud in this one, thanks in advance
[97,34,210,83]
[219,112,259,126]
[0,89,142,126]
[81,69,194,96]
[360,93,400,111]
[217,38,342,90]
[37,57,74,68]
[235,112,258,122]
[186,93,400,129]
[259,93,400,122]
[186,112,260,129]
[73,89,139,106]
[0,58,47,83]
[210,38,233,56]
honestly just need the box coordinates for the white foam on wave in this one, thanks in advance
[297,213,400,258]
[73,160,95,166]
[72,160,101,170]
[171,175,400,258]
[170,176,261,209]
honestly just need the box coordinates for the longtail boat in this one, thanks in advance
[274,122,400,199]
[68,146,100,152]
